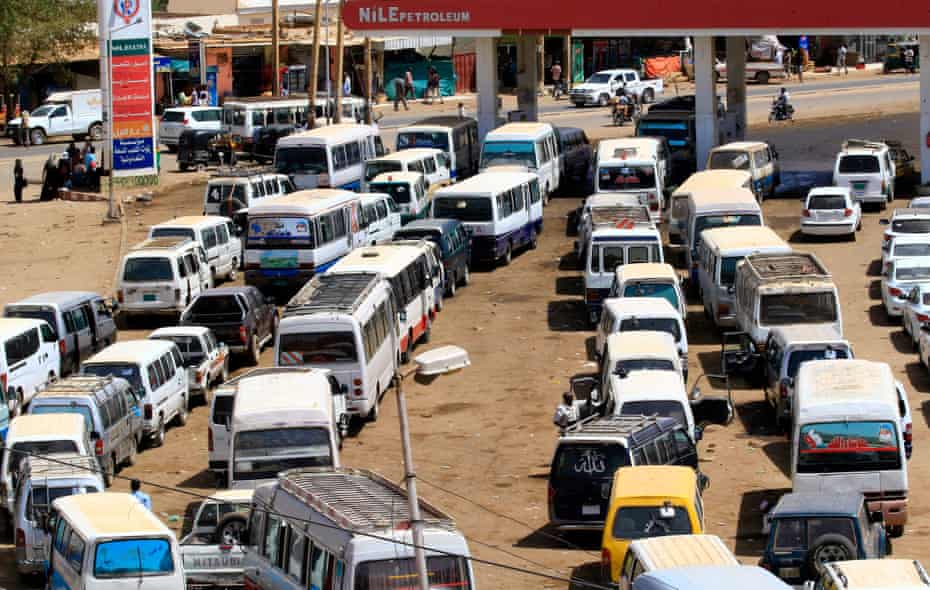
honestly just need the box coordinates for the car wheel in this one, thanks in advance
[421,318,432,344]
[400,331,413,363]
[102,455,115,487]
[250,334,261,365]
[228,260,238,282]
[435,293,444,313]
[643,89,655,104]
[598,94,609,107]
[88,123,103,141]
[756,71,770,84]
[175,397,189,426]
[808,534,855,576]
[500,245,513,266]
[888,525,904,538]
[178,162,189,172]
[150,419,166,448]
[460,266,471,286]
[125,439,138,466]
[215,514,249,545]
[30,128,46,146]
[448,277,457,297]
[528,231,538,250]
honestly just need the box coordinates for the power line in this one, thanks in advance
[14,449,612,590]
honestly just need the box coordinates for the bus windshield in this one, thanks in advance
[370,182,412,204]
[481,141,536,169]
[275,146,328,175]
[760,292,837,325]
[692,213,762,250]
[82,363,143,394]
[798,421,901,473]
[234,427,332,481]
[278,332,359,364]
[708,150,751,170]
[598,165,656,191]
[247,217,315,249]
[365,160,402,182]
[397,131,450,151]
[354,556,471,590]
[637,121,689,148]
[94,538,174,578]
[433,197,493,222]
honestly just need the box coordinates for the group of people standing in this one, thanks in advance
[177,85,211,106]
[23,140,100,203]
[391,66,444,111]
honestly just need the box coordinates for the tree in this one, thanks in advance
[0,0,95,102]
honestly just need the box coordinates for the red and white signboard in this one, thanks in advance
[344,0,930,33]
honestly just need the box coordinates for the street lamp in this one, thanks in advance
[103,17,142,221]
[394,345,471,590]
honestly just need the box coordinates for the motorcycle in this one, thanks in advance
[611,99,639,126]
[769,99,795,123]
[551,81,565,100]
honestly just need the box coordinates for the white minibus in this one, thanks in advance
[481,122,561,199]
[329,245,435,363]
[596,138,666,220]
[274,124,384,191]
[667,169,752,250]
[432,171,541,266]
[244,190,362,292]
[228,368,342,489]
[244,467,476,590]
[49,493,184,590]
[362,148,450,191]
[368,171,431,224]
[793,359,908,536]
[697,226,791,328]
[0,317,60,410]
[276,272,397,421]
[223,96,313,147]
[684,187,763,283]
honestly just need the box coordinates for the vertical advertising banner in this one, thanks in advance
[98,0,157,177]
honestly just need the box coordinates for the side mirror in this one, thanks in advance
[697,472,710,491]
[879,218,890,226]
[871,510,884,523]
[90,431,100,441]
[45,513,57,534]
[694,426,704,442]
[689,386,702,402]
[399,310,408,322]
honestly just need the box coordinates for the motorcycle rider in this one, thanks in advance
[774,86,792,119]
[615,85,633,121]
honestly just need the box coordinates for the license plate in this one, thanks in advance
[143,293,156,302]
[852,182,867,191]
[779,567,800,579]
[582,504,600,516]
[273,279,289,286]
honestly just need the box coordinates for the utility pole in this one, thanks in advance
[395,372,430,590]
[308,0,323,127]
[333,0,345,123]
[272,0,281,95]
[364,38,373,124]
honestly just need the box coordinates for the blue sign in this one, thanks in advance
[206,66,218,106]
[113,138,155,170]
[799,35,809,51]
[153,57,171,73]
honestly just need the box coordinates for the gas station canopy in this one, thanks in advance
[343,0,930,34]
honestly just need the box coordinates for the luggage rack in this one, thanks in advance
[132,236,193,251]
[743,252,830,281]
[284,272,381,317]
[41,375,116,396]
[219,367,318,389]
[589,206,654,228]
[278,467,457,532]
[22,454,100,478]
[209,166,275,179]
[842,139,887,152]
[561,414,673,441]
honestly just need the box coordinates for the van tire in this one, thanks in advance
[228,262,238,282]
[401,331,414,363]
[175,397,189,427]
[150,419,166,448]
[808,534,855,575]
[216,513,249,545]
[528,231,538,250]
[125,439,138,466]
[461,266,470,286]
[367,396,380,422]
[29,128,46,146]
[103,455,115,487]
[642,88,655,104]
[249,334,261,365]
[447,278,457,297]
[500,245,512,266]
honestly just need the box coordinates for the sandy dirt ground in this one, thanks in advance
[1,117,930,589]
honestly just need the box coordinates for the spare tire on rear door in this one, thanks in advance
[215,513,249,545]
[808,533,856,576]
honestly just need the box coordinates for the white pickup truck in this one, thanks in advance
[570,69,664,107]
[180,491,252,589]
[7,89,103,145]
[714,60,788,84]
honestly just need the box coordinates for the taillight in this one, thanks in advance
[884,234,892,242]
[717,303,730,317]
[780,382,789,399]
[882,180,888,194]
[601,548,612,568]
[844,208,853,217]
[144,404,153,420]
[649,202,659,211]
[0,373,7,393]
[208,427,214,452]
[196,369,204,382]
[802,209,811,217]
[94,438,104,456]
[890,287,904,297]
[586,289,602,303]
[905,423,913,444]
[117,289,124,303]
[174,288,181,303]
[353,378,362,386]
[59,339,66,356]
[239,326,248,344]
[15,529,24,548]
[183,117,190,125]
[918,314,930,323]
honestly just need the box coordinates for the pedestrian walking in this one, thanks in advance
[905,46,916,74]
[550,60,563,96]
[392,77,409,111]
[838,44,848,75]
[784,49,792,80]
[426,66,443,104]
[40,155,60,201]
[795,49,804,83]
[131,479,152,510]
[343,73,352,96]
[13,159,26,203]
[198,85,210,105]
[19,110,30,148]
[404,68,415,100]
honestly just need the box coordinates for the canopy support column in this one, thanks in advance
[516,34,540,121]
[694,36,718,171]
[476,37,499,141]
[921,36,930,184]
[726,36,747,142]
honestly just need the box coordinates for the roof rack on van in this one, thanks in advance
[209,166,276,179]
[742,252,830,282]
[22,454,100,479]
[842,139,887,152]
[284,272,382,317]
[278,467,457,532]
[589,206,654,228]
[41,375,116,396]
[131,237,193,251]
[561,414,672,441]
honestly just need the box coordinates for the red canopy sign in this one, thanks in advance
[343,0,930,32]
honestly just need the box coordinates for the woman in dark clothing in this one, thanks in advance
[40,155,60,201]
[13,159,26,202]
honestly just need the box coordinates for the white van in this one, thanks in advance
[274,123,384,191]
[634,565,791,590]
[882,256,930,318]
[480,122,561,199]
[667,170,752,251]
[330,245,435,363]
[575,193,647,256]
[358,192,402,245]
[619,534,739,590]
[227,368,343,489]
[49,493,184,590]
[203,170,294,218]
[396,117,480,181]
[81,340,189,448]
[149,216,242,283]
[244,467,476,590]
[793,359,909,536]
[363,147,450,191]
[697,226,792,328]
[116,237,212,318]
[610,263,685,320]
[14,454,104,576]
[833,139,896,208]
[277,273,397,421]
[601,331,683,381]
[608,369,697,440]
[0,317,61,409]
[596,298,688,373]
[583,206,663,324]
[2,414,89,513]
[707,141,780,200]
[368,171,431,224]
[432,171,542,266]
[595,138,666,220]
[244,189,362,292]
[734,252,841,348]
[684,187,763,283]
